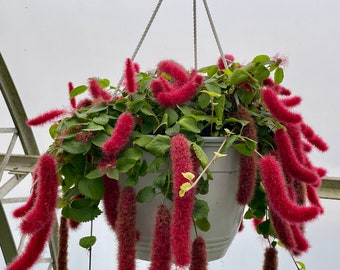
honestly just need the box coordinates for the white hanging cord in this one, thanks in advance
[116,0,164,90]
[201,0,228,69]
[193,0,198,69]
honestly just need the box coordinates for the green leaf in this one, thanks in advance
[165,124,181,136]
[106,168,119,180]
[198,92,211,109]
[122,147,143,161]
[215,94,225,121]
[225,117,249,127]
[153,173,168,190]
[82,122,105,131]
[86,169,104,179]
[78,178,104,200]
[98,78,110,88]
[79,236,97,249]
[274,67,284,84]
[233,143,254,157]
[136,186,156,203]
[133,135,153,148]
[254,64,270,81]
[193,199,210,220]
[62,198,102,222]
[145,135,171,156]
[165,108,179,125]
[256,219,271,237]
[198,65,218,76]
[86,104,108,114]
[252,55,270,63]
[93,114,110,125]
[70,85,88,98]
[61,140,91,154]
[296,261,306,270]
[129,99,145,114]
[204,82,221,94]
[116,158,136,173]
[178,116,201,133]
[229,68,249,85]
[147,156,166,173]
[195,217,211,232]
[91,132,110,147]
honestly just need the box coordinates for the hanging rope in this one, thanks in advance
[116,0,164,90]
[193,0,198,69]
[201,0,228,69]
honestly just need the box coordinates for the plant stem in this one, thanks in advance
[88,220,93,270]
[289,251,302,270]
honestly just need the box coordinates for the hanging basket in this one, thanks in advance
[134,137,245,261]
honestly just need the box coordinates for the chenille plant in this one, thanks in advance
[8,54,327,270]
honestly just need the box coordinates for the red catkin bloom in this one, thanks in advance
[262,87,302,124]
[306,184,324,214]
[124,58,138,94]
[13,170,39,218]
[189,236,208,270]
[274,128,321,186]
[68,82,76,108]
[270,209,296,251]
[260,155,319,223]
[88,79,112,102]
[281,95,302,107]
[58,216,69,270]
[301,122,328,152]
[102,112,134,157]
[26,109,66,126]
[116,186,137,270]
[234,105,257,204]
[6,221,54,270]
[103,175,120,231]
[149,204,172,270]
[20,154,59,234]
[217,54,235,69]
[290,224,310,254]
[170,134,195,267]
[262,247,278,270]
[157,60,188,85]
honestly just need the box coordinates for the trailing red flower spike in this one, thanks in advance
[275,128,321,186]
[217,54,235,69]
[116,186,137,270]
[301,122,328,152]
[293,181,306,206]
[189,236,208,270]
[124,58,138,94]
[76,98,93,109]
[270,209,296,251]
[20,154,59,234]
[262,247,278,270]
[157,60,188,85]
[170,134,195,268]
[102,112,134,157]
[306,184,324,214]
[68,82,76,108]
[290,224,310,254]
[238,220,245,232]
[153,76,203,107]
[260,155,319,223]
[88,79,112,102]
[234,105,257,204]
[58,216,69,270]
[26,109,66,126]
[103,175,120,231]
[149,204,172,270]
[262,87,302,124]
[281,95,302,107]
[6,221,54,270]
[13,169,39,218]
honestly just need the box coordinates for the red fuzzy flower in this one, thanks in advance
[88,79,112,102]
[116,186,137,270]
[124,58,138,94]
[20,154,59,234]
[217,54,235,69]
[262,87,302,124]
[262,247,278,270]
[103,175,120,231]
[26,109,66,126]
[170,134,195,267]
[189,236,208,270]
[260,155,319,223]
[58,216,69,270]
[149,204,172,270]
[301,122,328,152]
[102,112,134,157]
[68,82,76,108]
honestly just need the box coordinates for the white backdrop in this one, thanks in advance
[1,0,339,269]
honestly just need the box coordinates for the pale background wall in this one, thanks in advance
[1,0,339,269]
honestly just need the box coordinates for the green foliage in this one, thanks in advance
[79,236,97,249]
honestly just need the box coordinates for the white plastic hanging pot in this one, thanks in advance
[134,137,245,261]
